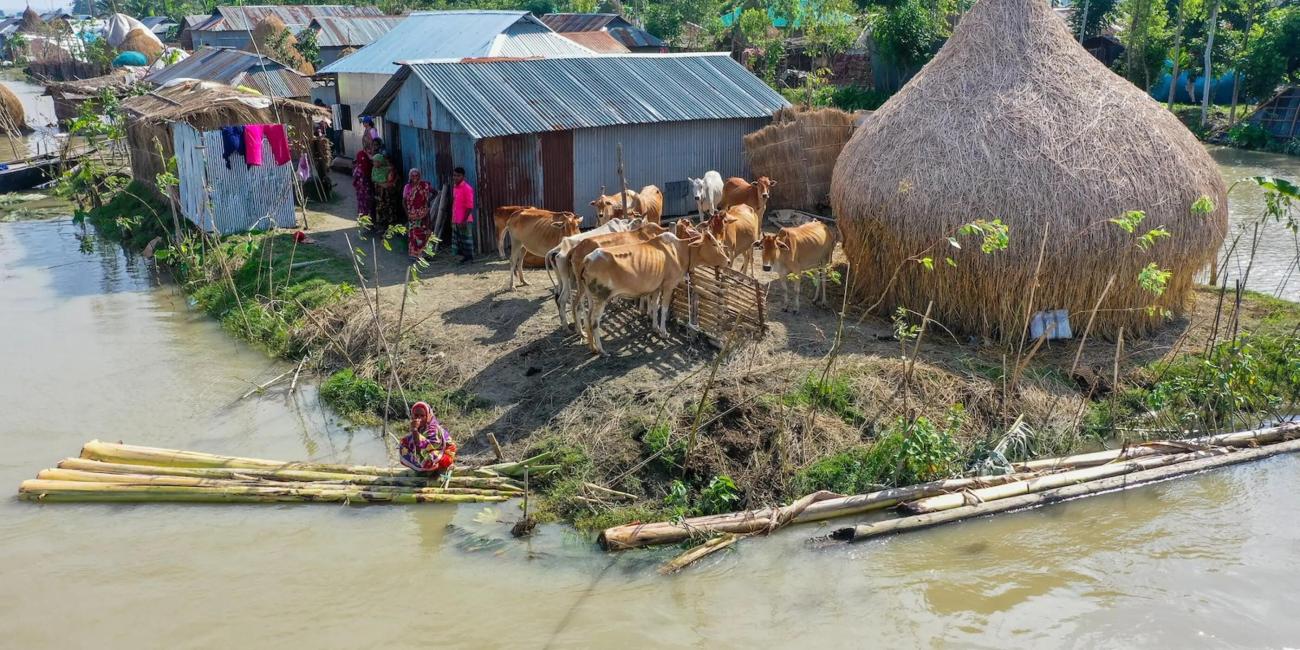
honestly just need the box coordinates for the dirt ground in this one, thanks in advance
[297,172,1271,473]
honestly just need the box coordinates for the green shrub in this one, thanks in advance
[698,475,740,515]
[1146,335,1300,429]
[1227,123,1271,150]
[785,372,863,424]
[319,368,384,418]
[642,422,685,472]
[792,406,966,495]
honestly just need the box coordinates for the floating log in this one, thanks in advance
[18,479,511,504]
[659,534,740,575]
[1013,422,1299,471]
[831,436,1300,543]
[56,458,523,491]
[599,471,1044,550]
[79,440,416,475]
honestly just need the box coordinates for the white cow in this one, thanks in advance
[688,171,724,218]
[546,217,644,328]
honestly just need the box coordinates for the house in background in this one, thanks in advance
[139,16,177,42]
[146,47,317,102]
[554,30,629,53]
[188,5,383,51]
[317,10,594,157]
[307,15,405,67]
[540,13,665,53]
[363,54,789,251]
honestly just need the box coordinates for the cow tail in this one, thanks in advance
[544,249,558,289]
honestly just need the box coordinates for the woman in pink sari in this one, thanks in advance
[403,168,435,261]
[351,144,374,220]
[399,402,456,473]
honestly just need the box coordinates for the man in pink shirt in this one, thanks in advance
[450,167,475,263]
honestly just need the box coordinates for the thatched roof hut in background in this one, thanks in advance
[830,0,1228,339]
[122,80,328,196]
[744,107,861,212]
[119,28,164,64]
[0,82,28,134]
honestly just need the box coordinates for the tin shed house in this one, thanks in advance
[363,54,789,253]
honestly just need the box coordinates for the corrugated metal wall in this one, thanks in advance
[571,118,769,224]
[336,71,390,156]
[475,134,541,253]
[172,123,297,233]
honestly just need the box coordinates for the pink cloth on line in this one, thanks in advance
[451,179,475,225]
[243,124,292,167]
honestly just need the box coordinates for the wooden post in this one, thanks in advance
[616,143,629,219]
[486,432,504,462]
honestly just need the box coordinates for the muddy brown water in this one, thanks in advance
[0,147,1298,646]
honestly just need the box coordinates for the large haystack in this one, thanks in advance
[0,83,28,133]
[19,6,42,31]
[119,28,164,64]
[745,107,860,212]
[252,16,313,75]
[830,0,1228,339]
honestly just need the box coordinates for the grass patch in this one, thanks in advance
[319,368,384,423]
[783,371,863,424]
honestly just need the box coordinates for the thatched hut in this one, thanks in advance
[0,82,28,134]
[123,81,330,231]
[119,27,164,64]
[830,0,1228,339]
[744,107,861,212]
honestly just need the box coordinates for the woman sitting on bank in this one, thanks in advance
[399,402,457,473]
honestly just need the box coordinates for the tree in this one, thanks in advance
[1118,0,1171,89]
[1166,0,1188,109]
[1070,0,1120,40]
[295,27,321,69]
[1239,6,1300,100]
[1201,0,1220,126]
[873,0,945,68]
[1225,0,1269,124]
[641,0,725,44]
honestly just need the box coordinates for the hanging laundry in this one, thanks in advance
[220,126,244,169]
[297,153,311,181]
[242,123,267,166]
[264,124,291,166]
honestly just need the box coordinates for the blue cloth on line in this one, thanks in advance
[220,126,244,169]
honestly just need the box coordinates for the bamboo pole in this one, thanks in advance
[79,440,417,475]
[659,534,739,575]
[902,447,1232,514]
[832,437,1300,543]
[55,458,523,491]
[1013,422,1299,472]
[599,471,1044,550]
[18,480,512,504]
[34,469,519,497]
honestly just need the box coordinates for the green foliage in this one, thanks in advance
[698,475,740,515]
[1239,5,1300,99]
[784,371,863,424]
[1146,335,1300,429]
[642,422,686,472]
[790,444,883,495]
[887,407,965,484]
[873,0,946,68]
[1191,195,1216,215]
[1138,262,1172,296]
[1069,0,1121,40]
[642,0,725,44]
[1227,122,1271,149]
[663,479,691,518]
[294,27,321,69]
[956,218,1011,254]
[319,368,384,419]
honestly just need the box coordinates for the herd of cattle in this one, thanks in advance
[494,171,840,355]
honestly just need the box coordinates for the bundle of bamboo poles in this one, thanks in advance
[602,422,1300,552]
[16,441,554,505]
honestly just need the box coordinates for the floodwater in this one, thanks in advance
[1210,145,1300,301]
[0,73,63,161]
[1,156,1299,648]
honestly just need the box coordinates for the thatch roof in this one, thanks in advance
[20,6,42,31]
[830,0,1228,338]
[744,107,860,212]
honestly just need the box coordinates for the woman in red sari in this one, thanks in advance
[399,402,456,473]
[403,168,435,261]
[351,144,374,221]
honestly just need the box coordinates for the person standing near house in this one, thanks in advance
[403,168,435,261]
[351,140,374,220]
[360,115,379,152]
[370,139,398,230]
[450,166,475,263]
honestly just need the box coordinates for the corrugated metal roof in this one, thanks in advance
[557,31,628,54]
[541,13,665,48]
[370,54,788,139]
[606,26,665,50]
[198,5,383,33]
[319,10,593,75]
[310,16,404,48]
[146,47,316,99]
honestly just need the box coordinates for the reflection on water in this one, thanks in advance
[0,73,62,161]
[2,160,1300,646]
[1210,146,1300,301]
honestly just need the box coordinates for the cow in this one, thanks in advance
[546,217,646,328]
[636,185,663,224]
[591,190,641,225]
[501,208,581,290]
[493,205,530,259]
[575,231,731,355]
[565,222,668,329]
[756,220,839,313]
[688,171,724,217]
[708,204,761,275]
[721,176,777,221]
[673,217,700,239]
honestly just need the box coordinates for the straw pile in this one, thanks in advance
[118,28,164,64]
[17,440,556,505]
[830,0,1229,338]
[253,16,314,75]
[0,83,28,134]
[19,6,42,31]
[744,107,859,212]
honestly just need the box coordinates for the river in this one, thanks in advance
[0,140,1298,645]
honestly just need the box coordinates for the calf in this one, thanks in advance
[576,231,731,355]
[493,205,530,259]
[708,204,761,275]
[688,171,724,217]
[591,190,641,225]
[566,222,667,328]
[721,176,776,221]
[546,217,644,328]
[756,220,839,313]
[502,208,581,290]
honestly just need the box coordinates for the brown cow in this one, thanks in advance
[576,231,731,355]
[635,185,663,224]
[591,190,640,225]
[708,204,761,275]
[493,205,530,259]
[673,217,700,239]
[502,208,581,290]
[756,220,839,313]
[566,222,667,328]
[721,176,776,220]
